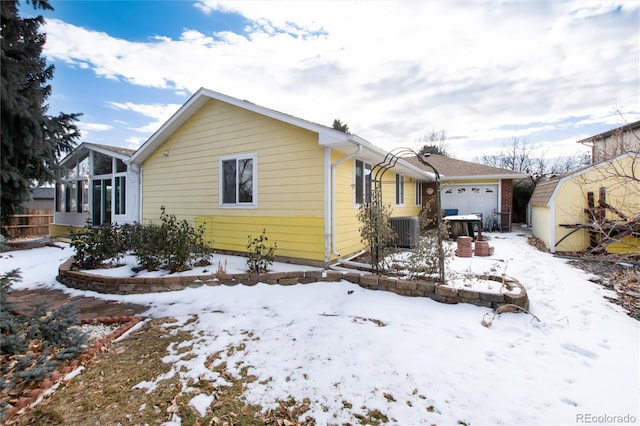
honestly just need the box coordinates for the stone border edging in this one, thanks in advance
[58,257,528,311]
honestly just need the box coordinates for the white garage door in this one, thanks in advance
[441,184,498,221]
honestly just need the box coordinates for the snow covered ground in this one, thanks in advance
[1,232,638,425]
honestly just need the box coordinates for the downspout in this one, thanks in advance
[549,200,556,254]
[329,142,362,260]
[138,164,143,223]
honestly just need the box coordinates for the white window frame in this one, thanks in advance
[395,173,405,206]
[219,153,258,209]
[415,181,423,206]
[354,159,372,205]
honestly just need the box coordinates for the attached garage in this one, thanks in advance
[405,154,528,230]
[441,183,499,220]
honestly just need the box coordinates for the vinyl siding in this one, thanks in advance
[531,206,551,248]
[141,99,326,262]
[553,155,639,252]
[333,155,422,258]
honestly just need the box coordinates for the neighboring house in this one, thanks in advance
[55,88,434,265]
[24,187,54,211]
[529,152,639,254]
[406,155,528,228]
[577,120,640,164]
[2,187,55,238]
[50,143,139,236]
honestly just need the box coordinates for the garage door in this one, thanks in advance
[441,184,498,221]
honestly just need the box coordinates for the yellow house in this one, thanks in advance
[129,88,434,266]
[529,152,640,254]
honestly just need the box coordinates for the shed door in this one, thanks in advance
[441,184,498,220]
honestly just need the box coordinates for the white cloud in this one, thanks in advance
[81,122,113,132]
[106,101,182,133]
[42,1,640,160]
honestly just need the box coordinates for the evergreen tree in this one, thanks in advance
[1,269,87,420]
[332,118,350,133]
[1,0,81,225]
[417,129,450,157]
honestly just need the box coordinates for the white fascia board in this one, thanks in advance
[60,142,132,167]
[443,173,529,181]
[132,87,351,164]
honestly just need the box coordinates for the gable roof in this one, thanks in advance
[60,142,135,167]
[130,87,433,181]
[404,154,529,180]
[529,151,636,207]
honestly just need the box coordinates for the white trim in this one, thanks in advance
[324,147,331,263]
[130,88,436,183]
[549,201,556,254]
[218,152,258,209]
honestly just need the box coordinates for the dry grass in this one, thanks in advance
[8,318,290,426]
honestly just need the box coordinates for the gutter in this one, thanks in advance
[328,141,362,260]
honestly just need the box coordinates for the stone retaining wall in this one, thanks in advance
[58,258,528,311]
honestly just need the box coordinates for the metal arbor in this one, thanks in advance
[369,147,445,284]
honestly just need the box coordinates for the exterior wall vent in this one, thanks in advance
[390,216,420,248]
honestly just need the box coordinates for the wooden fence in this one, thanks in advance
[3,209,53,238]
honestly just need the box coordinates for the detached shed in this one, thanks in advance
[530,152,639,254]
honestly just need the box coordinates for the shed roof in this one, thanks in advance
[529,180,559,207]
[529,151,636,207]
[30,187,54,199]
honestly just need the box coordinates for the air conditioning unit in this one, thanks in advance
[390,216,420,248]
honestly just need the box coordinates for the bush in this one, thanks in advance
[406,230,453,280]
[357,201,396,273]
[0,270,87,419]
[69,221,128,269]
[247,229,277,273]
[159,207,211,273]
[69,207,212,274]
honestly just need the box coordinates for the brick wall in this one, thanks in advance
[500,179,513,214]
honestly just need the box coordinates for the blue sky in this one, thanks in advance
[22,0,640,162]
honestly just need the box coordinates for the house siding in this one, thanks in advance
[592,126,640,163]
[332,155,422,258]
[141,99,326,262]
[531,206,551,248]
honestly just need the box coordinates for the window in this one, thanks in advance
[93,152,112,175]
[355,159,372,204]
[116,158,127,173]
[115,176,126,215]
[77,180,87,213]
[220,154,257,207]
[415,181,423,206]
[92,178,112,226]
[395,173,405,205]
